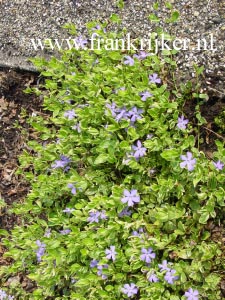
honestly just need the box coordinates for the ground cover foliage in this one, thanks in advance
[1,15,224,300]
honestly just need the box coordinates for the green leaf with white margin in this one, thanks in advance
[199,212,210,224]
[94,153,109,165]
[205,273,221,289]
[75,278,90,287]
[160,148,180,161]
[153,206,185,222]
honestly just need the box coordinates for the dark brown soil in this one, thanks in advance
[0,69,42,273]
[0,69,41,216]
[185,95,225,151]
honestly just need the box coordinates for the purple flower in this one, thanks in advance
[149,73,161,84]
[121,189,140,207]
[87,210,107,223]
[132,230,140,237]
[121,283,138,298]
[87,211,100,223]
[72,123,81,132]
[100,210,107,220]
[164,269,179,284]
[35,240,46,262]
[140,91,152,101]
[124,56,135,66]
[64,109,76,120]
[75,36,88,49]
[106,102,144,124]
[115,87,126,94]
[8,296,15,300]
[180,152,196,171]
[132,227,144,237]
[177,115,189,130]
[67,183,77,195]
[91,24,106,33]
[52,155,71,169]
[59,229,71,235]
[115,107,129,122]
[140,248,156,264]
[64,166,70,172]
[90,259,99,268]
[133,54,140,59]
[158,260,171,272]
[139,227,144,233]
[184,288,199,300]
[147,273,159,282]
[106,102,118,117]
[118,207,132,217]
[105,245,117,261]
[139,51,150,59]
[132,140,147,158]
[92,24,101,31]
[106,103,144,124]
[213,160,224,170]
[44,228,51,238]
[134,51,150,60]
[0,290,7,299]
[99,264,109,270]
[52,160,66,169]
[128,107,143,122]
[62,207,75,214]
[36,240,45,248]
[97,264,108,279]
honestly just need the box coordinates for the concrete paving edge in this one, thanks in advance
[0,53,38,72]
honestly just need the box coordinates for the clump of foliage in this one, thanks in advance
[215,109,225,134]
[1,17,224,300]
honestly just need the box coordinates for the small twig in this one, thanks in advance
[207,86,225,97]
[203,126,225,141]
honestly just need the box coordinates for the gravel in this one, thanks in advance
[0,0,224,98]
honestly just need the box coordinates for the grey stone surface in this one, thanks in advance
[0,0,224,97]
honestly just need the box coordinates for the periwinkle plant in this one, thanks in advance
[2,19,224,300]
